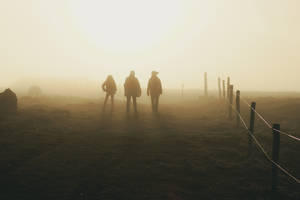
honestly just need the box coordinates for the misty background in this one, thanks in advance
[1,0,300,96]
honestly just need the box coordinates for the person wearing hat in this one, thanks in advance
[124,70,141,114]
[102,75,117,112]
[147,71,162,113]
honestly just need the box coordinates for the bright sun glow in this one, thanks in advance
[68,0,182,52]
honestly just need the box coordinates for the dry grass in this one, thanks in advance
[0,95,299,200]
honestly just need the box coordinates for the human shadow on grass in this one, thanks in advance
[98,109,115,130]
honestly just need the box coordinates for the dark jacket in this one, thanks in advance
[124,76,141,97]
[147,76,162,96]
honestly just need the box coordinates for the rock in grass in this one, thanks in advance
[0,88,17,115]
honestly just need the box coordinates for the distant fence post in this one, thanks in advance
[248,102,256,155]
[236,90,240,127]
[272,124,280,197]
[218,77,221,100]
[228,85,233,119]
[222,80,226,100]
[204,72,208,97]
[227,77,230,99]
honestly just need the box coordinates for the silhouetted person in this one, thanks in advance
[147,71,162,113]
[102,75,117,112]
[124,71,141,114]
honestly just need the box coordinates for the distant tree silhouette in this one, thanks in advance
[28,86,42,97]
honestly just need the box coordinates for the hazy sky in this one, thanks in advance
[1,0,300,91]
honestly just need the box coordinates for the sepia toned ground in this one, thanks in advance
[0,94,299,200]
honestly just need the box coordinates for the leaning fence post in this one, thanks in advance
[236,90,240,127]
[222,80,226,100]
[248,102,256,155]
[228,85,233,119]
[218,77,221,100]
[272,124,280,196]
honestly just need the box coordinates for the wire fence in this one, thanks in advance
[240,96,300,141]
[204,73,300,193]
[228,101,300,184]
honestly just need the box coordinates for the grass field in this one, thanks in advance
[0,94,300,200]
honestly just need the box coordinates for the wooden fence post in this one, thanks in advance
[228,85,233,119]
[218,77,221,100]
[248,102,256,155]
[204,72,208,97]
[272,124,280,196]
[236,90,240,127]
[222,80,226,100]
[227,77,230,99]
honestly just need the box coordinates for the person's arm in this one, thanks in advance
[124,78,128,96]
[137,79,142,97]
[102,81,106,92]
[159,79,162,95]
[147,79,150,96]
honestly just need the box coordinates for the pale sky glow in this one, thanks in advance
[1,0,300,91]
[69,0,182,52]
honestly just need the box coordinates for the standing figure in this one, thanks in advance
[147,71,162,113]
[102,75,117,112]
[124,71,141,114]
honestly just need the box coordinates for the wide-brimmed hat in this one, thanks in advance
[151,71,159,75]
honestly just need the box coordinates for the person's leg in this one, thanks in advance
[126,96,131,113]
[133,96,137,113]
[103,93,109,111]
[151,95,155,112]
[156,96,160,113]
[110,94,114,112]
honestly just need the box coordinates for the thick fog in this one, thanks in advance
[1,0,300,92]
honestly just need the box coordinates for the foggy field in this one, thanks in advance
[0,95,300,200]
[2,0,300,199]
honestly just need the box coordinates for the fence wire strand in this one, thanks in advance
[239,96,300,142]
[274,129,300,142]
[228,102,300,184]
[240,96,272,128]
